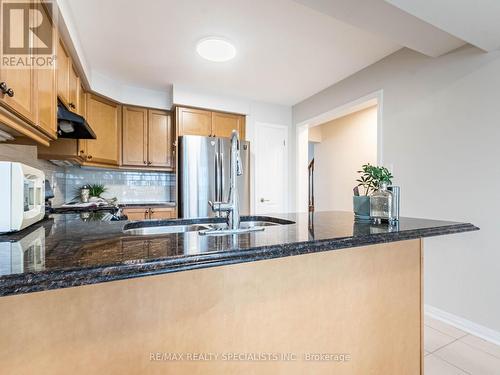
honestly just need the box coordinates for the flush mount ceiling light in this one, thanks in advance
[196,37,236,62]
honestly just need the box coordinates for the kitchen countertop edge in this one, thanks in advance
[0,221,478,297]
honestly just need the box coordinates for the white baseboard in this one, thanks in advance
[425,304,500,346]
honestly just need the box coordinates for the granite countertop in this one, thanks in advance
[0,211,478,297]
[119,202,176,207]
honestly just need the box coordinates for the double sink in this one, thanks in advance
[123,217,294,236]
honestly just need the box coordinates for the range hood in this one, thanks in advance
[57,101,96,139]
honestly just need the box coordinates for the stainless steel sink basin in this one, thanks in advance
[207,221,278,230]
[123,217,295,236]
[123,224,209,236]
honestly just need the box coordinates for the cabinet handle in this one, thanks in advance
[147,161,152,165]
[68,102,75,109]
[87,155,92,160]
[0,82,14,97]
[143,160,147,165]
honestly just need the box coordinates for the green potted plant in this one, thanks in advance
[353,164,393,221]
[75,184,107,202]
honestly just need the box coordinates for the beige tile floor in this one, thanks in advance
[425,315,500,374]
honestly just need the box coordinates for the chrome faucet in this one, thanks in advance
[209,130,242,230]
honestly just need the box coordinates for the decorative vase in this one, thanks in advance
[353,196,371,222]
[370,182,393,224]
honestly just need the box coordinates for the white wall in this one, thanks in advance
[172,85,293,213]
[293,45,500,336]
[312,106,377,212]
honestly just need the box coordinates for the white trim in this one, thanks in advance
[254,121,290,213]
[425,304,500,346]
[294,90,384,212]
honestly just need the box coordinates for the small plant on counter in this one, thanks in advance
[74,184,107,200]
[356,164,393,196]
[87,184,107,198]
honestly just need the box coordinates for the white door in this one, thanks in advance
[254,123,288,214]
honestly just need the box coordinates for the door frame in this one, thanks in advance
[254,121,289,214]
[295,90,383,212]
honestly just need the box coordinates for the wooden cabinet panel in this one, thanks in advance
[56,39,70,105]
[68,63,80,111]
[148,109,173,168]
[122,106,147,166]
[176,107,212,136]
[84,94,121,165]
[149,207,176,220]
[0,23,36,123]
[175,106,246,140]
[35,3,57,137]
[212,112,245,139]
[123,207,176,220]
[78,85,86,117]
[123,208,150,221]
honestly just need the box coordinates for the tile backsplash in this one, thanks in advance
[0,144,175,206]
[65,168,175,203]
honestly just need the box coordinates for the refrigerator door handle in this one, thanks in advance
[219,150,224,201]
[214,151,219,202]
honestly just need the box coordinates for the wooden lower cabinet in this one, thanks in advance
[149,207,176,220]
[123,206,176,221]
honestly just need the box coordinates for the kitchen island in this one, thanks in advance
[0,211,477,374]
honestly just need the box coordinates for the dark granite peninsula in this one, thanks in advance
[0,211,477,374]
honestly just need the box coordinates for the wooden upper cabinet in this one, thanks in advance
[83,94,121,165]
[176,106,246,139]
[176,107,212,137]
[35,3,57,137]
[148,109,173,168]
[122,106,173,170]
[56,39,70,105]
[122,106,148,167]
[68,63,80,112]
[212,111,245,139]
[0,15,36,124]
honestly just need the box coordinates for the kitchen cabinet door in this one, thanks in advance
[68,62,80,112]
[212,112,246,139]
[122,106,148,166]
[176,107,212,137]
[123,208,150,221]
[35,3,57,137]
[148,109,173,168]
[0,23,36,123]
[83,94,121,166]
[56,38,70,105]
[149,207,176,220]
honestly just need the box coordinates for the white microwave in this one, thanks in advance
[0,162,45,233]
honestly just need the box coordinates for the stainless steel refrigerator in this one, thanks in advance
[178,135,250,218]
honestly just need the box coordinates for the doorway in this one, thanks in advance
[254,122,289,214]
[296,91,382,212]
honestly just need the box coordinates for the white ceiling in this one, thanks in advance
[295,0,465,57]
[385,0,500,52]
[61,0,401,106]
